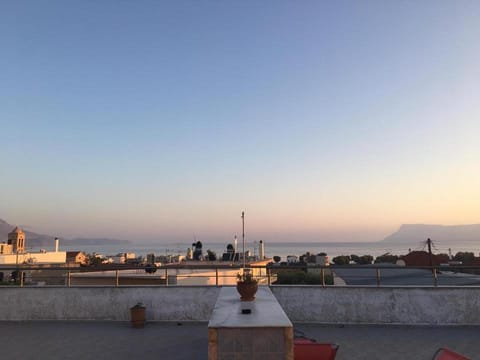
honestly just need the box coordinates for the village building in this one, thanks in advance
[66,251,87,265]
[398,251,450,267]
[0,227,66,265]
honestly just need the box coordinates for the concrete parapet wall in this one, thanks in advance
[271,286,480,325]
[1,286,480,324]
[0,286,220,321]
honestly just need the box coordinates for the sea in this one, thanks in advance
[30,239,480,261]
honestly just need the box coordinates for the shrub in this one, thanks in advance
[275,270,333,285]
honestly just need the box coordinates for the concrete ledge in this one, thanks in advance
[0,286,220,321]
[271,286,480,325]
[2,286,480,325]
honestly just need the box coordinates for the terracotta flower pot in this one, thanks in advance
[236,281,258,301]
[130,306,146,328]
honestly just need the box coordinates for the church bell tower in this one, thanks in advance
[8,226,26,253]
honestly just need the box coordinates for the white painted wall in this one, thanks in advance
[271,286,480,325]
[0,251,66,265]
[0,287,220,321]
[1,286,479,325]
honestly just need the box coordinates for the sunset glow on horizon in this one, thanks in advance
[1,1,479,243]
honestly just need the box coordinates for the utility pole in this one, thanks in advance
[242,211,245,268]
[427,238,433,268]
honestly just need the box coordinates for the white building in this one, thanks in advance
[315,254,330,266]
[0,227,66,265]
[286,255,298,264]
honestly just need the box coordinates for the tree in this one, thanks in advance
[145,263,157,274]
[358,255,374,265]
[350,254,373,265]
[332,255,350,265]
[86,253,104,266]
[273,256,281,263]
[454,252,475,265]
[275,270,334,285]
[375,254,398,264]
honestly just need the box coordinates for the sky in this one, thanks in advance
[1,1,479,243]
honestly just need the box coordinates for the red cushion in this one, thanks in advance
[432,348,470,360]
[294,340,339,360]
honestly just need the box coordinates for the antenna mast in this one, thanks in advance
[242,211,245,268]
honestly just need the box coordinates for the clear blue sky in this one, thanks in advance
[1,1,479,243]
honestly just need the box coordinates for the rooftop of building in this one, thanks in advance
[9,226,24,234]
[1,321,477,360]
[333,265,480,286]
[66,251,84,257]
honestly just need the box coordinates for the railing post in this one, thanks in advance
[20,271,24,287]
[267,267,271,286]
[433,267,438,287]
[165,268,168,286]
[67,270,71,287]
[376,268,381,287]
[115,270,119,287]
[321,268,326,288]
[215,267,219,286]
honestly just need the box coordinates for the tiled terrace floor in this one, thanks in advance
[1,321,477,360]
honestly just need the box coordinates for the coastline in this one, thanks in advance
[28,239,480,263]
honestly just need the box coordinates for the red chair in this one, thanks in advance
[294,338,339,360]
[432,348,471,360]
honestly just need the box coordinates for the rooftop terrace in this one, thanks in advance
[1,266,479,359]
[2,321,477,360]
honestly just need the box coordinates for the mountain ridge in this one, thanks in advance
[381,223,480,243]
[0,218,130,247]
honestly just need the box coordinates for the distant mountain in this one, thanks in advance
[70,238,130,245]
[0,218,14,235]
[0,218,57,246]
[0,218,130,247]
[381,224,480,243]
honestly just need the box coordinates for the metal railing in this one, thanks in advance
[1,263,480,287]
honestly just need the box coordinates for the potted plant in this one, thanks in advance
[236,268,258,301]
[130,302,146,328]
